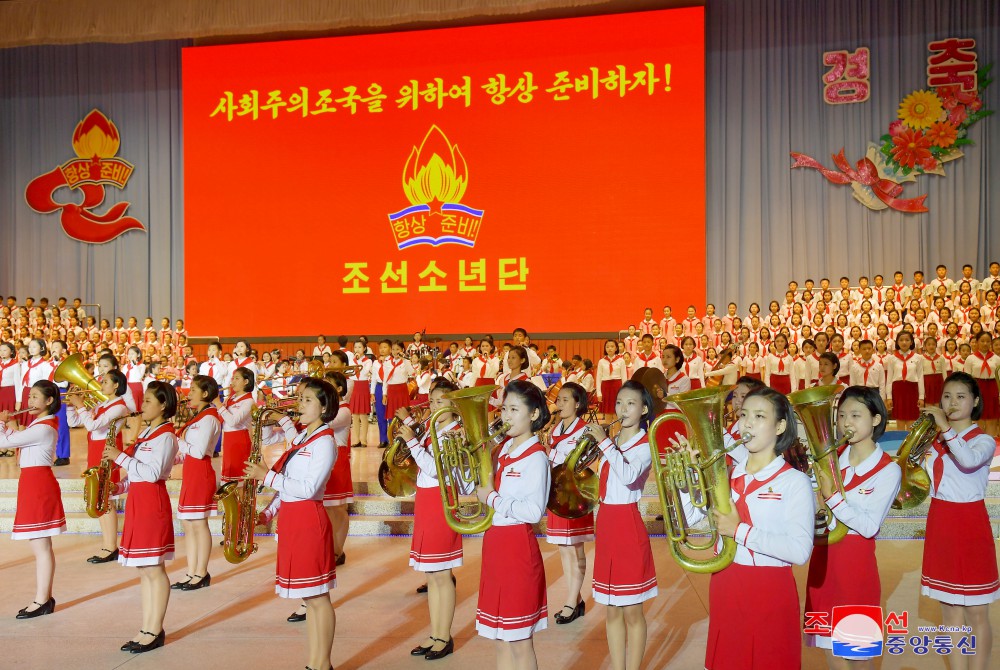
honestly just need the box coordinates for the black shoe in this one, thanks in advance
[336,552,346,566]
[15,597,55,619]
[212,451,220,458]
[378,442,389,449]
[53,458,70,466]
[655,514,664,521]
[424,637,454,660]
[554,601,585,624]
[170,575,192,589]
[121,631,148,651]
[180,574,211,591]
[87,548,119,564]
[287,604,307,622]
[415,583,428,594]
[131,629,165,653]
[411,640,434,655]
[352,443,363,449]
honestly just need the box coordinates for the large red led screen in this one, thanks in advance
[183,8,705,336]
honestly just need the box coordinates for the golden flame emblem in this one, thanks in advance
[72,109,121,160]
[402,125,468,207]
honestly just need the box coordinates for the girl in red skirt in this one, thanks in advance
[805,386,902,663]
[886,331,923,430]
[323,371,352,564]
[104,381,179,654]
[585,380,657,670]
[963,332,1000,437]
[764,333,795,394]
[475,380,551,669]
[384,341,415,419]
[397,379,462,660]
[596,339,626,421]
[673,387,815,670]
[922,336,946,407]
[0,380,65,619]
[920,372,998,670]
[172,375,222,592]
[0,341,19,457]
[474,339,500,387]
[65,369,130,563]
[348,342,371,448]
[122,345,146,412]
[250,378,338,670]
[18,339,55,426]
[545,382,594,626]
[213,366,254,482]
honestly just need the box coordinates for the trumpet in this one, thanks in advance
[546,418,622,519]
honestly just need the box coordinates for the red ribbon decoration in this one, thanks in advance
[790,149,929,213]
[25,166,145,244]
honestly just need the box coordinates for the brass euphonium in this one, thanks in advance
[648,386,738,574]
[428,386,509,535]
[378,406,428,498]
[55,353,109,409]
[787,385,854,545]
[82,412,140,518]
[214,404,274,563]
[546,418,622,520]
[891,412,937,510]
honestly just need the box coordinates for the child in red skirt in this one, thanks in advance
[596,339,627,422]
[675,387,815,670]
[250,377,338,670]
[213,366,255,482]
[105,381,179,654]
[348,342,372,448]
[0,380,66,619]
[586,380,658,670]
[805,386,902,662]
[323,371,352,565]
[384,341,415,419]
[545,382,594,626]
[65,369,130,563]
[920,372,998,670]
[763,333,795,394]
[122,345,146,412]
[398,379,463,660]
[886,331,924,430]
[475,380,551,669]
[922,336,946,407]
[0,341,20,417]
[172,375,222,592]
[963,332,1000,438]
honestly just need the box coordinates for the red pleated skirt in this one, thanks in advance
[275,500,336,598]
[127,382,144,414]
[707,563,801,669]
[348,384,370,414]
[805,534,880,649]
[119,481,174,566]
[414,392,429,406]
[410,485,463,571]
[322,446,353,506]
[18,388,32,426]
[976,378,1000,420]
[475,378,494,387]
[837,374,851,385]
[770,373,792,395]
[745,372,762,381]
[177,456,218,519]
[545,504,595,546]
[690,378,703,390]
[923,374,944,406]
[600,380,622,414]
[12,467,66,540]
[221,429,251,482]
[891,380,920,420]
[476,523,547,641]
[385,383,410,418]
[921,498,1000,605]
[592,503,657,606]
[0,385,16,412]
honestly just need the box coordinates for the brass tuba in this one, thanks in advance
[787,385,854,545]
[55,353,109,409]
[378,404,429,498]
[648,386,738,574]
[546,418,621,519]
[891,412,936,510]
[428,386,509,535]
[82,412,139,518]
[214,404,275,563]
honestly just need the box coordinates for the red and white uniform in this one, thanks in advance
[632,351,662,372]
[115,422,178,566]
[921,353,946,405]
[539,356,562,375]
[405,418,463,570]
[681,316,700,337]
[472,354,500,387]
[379,357,414,418]
[638,318,657,336]
[1,416,66,539]
[849,357,886,398]
[18,356,55,425]
[323,402,353,506]
[942,352,963,376]
[885,351,924,420]
[312,344,332,357]
[964,352,1000,420]
[260,418,336,598]
[122,360,146,411]
[0,357,22,412]
[684,455,814,670]
[805,445,901,649]
[413,370,432,404]
[921,425,1000,605]
[763,352,796,394]
[622,335,640,359]
[348,357,372,414]
[198,358,228,392]
[478,436,550,641]
[217,391,254,482]
[742,354,764,379]
[545,417,595,545]
[592,430,657,606]
[176,406,222,519]
[577,369,596,395]
[660,316,677,337]
[66,395,130,470]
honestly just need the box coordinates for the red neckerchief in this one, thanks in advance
[381,357,404,383]
[233,357,252,368]
[637,352,656,366]
[132,422,175,455]
[841,450,894,491]
[895,351,914,378]
[0,357,17,378]
[932,426,987,489]
[603,354,623,372]
[775,352,789,373]
[184,405,221,431]
[972,351,993,376]
[494,437,546,489]
[225,392,252,409]
[599,432,649,499]
[270,425,333,474]
[34,415,59,432]
[731,460,792,560]
[22,356,47,385]
[94,397,128,419]
[550,417,582,454]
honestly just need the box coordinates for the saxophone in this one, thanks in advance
[82,412,140,518]
[214,405,275,563]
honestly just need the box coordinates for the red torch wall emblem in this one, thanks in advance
[24,109,145,243]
